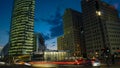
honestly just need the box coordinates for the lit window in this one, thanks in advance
[96,11,101,16]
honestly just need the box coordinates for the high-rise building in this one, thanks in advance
[57,36,65,50]
[57,8,85,57]
[31,33,46,61]
[33,33,46,53]
[9,0,35,56]
[81,0,120,58]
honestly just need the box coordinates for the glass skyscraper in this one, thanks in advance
[9,0,35,56]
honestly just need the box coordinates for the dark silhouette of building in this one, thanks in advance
[81,0,120,58]
[119,18,120,22]
[57,8,85,57]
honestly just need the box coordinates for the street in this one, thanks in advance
[0,64,120,68]
[58,64,120,68]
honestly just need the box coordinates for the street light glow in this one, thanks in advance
[96,11,101,16]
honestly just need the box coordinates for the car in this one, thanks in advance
[75,58,85,65]
[24,62,31,66]
[15,61,25,65]
[84,58,92,65]
[91,59,101,66]
[0,62,5,65]
[75,58,92,65]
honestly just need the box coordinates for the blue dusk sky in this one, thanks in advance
[0,0,120,50]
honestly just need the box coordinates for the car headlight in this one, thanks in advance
[92,62,100,66]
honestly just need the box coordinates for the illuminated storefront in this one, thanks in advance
[44,50,69,61]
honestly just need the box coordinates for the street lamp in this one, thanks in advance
[96,11,101,16]
[95,52,99,58]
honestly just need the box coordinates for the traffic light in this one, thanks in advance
[107,49,110,53]
[101,47,110,56]
[106,47,110,54]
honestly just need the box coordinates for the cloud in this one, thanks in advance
[113,3,119,9]
[49,7,64,38]
[41,33,51,40]
[40,7,63,26]
[52,42,55,43]
[39,7,64,38]
[50,23,63,38]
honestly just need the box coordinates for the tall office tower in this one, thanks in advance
[81,0,120,58]
[9,0,35,56]
[57,8,85,57]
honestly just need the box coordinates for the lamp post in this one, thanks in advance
[95,52,99,58]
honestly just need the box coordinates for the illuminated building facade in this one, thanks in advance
[57,8,85,57]
[81,0,120,57]
[9,0,35,56]
[44,50,69,61]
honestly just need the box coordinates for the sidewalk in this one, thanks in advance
[117,62,120,64]
[100,63,120,68]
